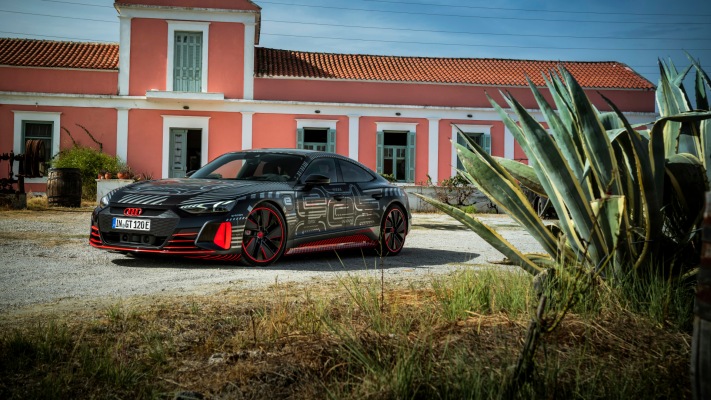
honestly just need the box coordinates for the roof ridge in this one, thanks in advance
[255,47,655,90]
[0,37,119,46]
[0,37,119,70]
[256,47,625,65]
[0,38,654,89]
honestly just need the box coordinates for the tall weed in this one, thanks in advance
[432,268,533,320]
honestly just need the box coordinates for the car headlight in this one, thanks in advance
[180,200,236,214]
[99,195,110,208]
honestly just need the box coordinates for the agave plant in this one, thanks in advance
[417,55,711,280]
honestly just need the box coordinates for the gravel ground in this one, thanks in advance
[0,209,542,314]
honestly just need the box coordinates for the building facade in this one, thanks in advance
[0,0,656,192]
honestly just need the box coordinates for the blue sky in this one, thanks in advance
[1,0,709,93]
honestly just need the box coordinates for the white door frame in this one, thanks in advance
[161,116,210,178]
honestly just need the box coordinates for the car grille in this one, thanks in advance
[97,208,180,248]
[98,208,180,238]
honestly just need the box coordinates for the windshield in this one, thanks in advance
[190,152,305,182]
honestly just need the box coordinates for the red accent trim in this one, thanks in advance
[187,254,242,262]
[89,242,215,255]
[285,234,377,255]
[213,222,232,250]
[89,227,217,255]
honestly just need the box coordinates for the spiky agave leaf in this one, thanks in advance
[562,68,623,199]
[493,156,546,197]
[545,72,588,176]
[452,134,561,260]
[657,61,692,157]
[702,119,711,183]
[682,53,711,180]
[589,195,625,274]
[694,63,709,111]
[599,93,661,270]
[413,193,543,275]
[485,96,590,261]
[685,52,711,101]
[663,153,707,243]
[527,76,587,194]
[498,89,611,268]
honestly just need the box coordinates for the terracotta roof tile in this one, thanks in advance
[0,38,118,70]
[255,47,655,90]
[0,38,655,90]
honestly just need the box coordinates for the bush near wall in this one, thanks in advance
[52,147,122,200]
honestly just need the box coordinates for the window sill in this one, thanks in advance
[23,177,48,184]
[146,91,225,102]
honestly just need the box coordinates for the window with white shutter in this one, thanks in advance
[377,130,415,183]
[173,31,203,92]
[456,132,491,170]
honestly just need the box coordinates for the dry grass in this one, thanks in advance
[0,195,95,215]
[0,269,693,400]
[25,195,96,211]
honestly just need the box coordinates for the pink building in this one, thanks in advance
[0,0,656,193]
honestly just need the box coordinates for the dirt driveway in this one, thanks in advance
[0,209,541,313]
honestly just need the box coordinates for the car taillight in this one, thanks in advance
[213,222,232,250]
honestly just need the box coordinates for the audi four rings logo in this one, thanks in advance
[123,208,143,216]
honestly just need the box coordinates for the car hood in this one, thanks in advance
[107,178,293,207]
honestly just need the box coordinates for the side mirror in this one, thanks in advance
[304,174,330,187]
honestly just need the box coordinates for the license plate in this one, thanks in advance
[112,217,151,231]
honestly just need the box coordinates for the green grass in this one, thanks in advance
[0,267,693,399]
[431,268,533,320]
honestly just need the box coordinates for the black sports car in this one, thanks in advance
[90,149,411,265]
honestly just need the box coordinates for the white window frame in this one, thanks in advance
[296,119,337,131]
[161,116,210,179]
[375,122,418,133]
[451,124,492,177]
[167,21,210,92]
[13,111,61,183]
[375,122,418,184]
[296,119,338,152]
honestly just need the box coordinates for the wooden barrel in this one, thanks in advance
[46,168,82,207]
[692,192,711,400]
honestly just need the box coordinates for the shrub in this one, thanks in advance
[432,173,477,207]
[459,204,477,214]
[52,146,122,199]
[380,173,396,182]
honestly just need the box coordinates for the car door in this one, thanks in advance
[293,157,355,238]
[337,159,381,230]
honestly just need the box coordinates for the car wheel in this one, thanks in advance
[379,205,407,256]
[241,203,287,266]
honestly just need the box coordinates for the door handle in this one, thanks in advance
[371,193,383,199]
[333,195,344,201]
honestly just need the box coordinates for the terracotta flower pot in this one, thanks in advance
[117,172,127,179]
[104,172,113,179]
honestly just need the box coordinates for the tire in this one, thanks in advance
[378,205,407,256]
[241,203,287,266]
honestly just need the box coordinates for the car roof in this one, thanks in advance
[235,148,383,178]
[237,148,348,161]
